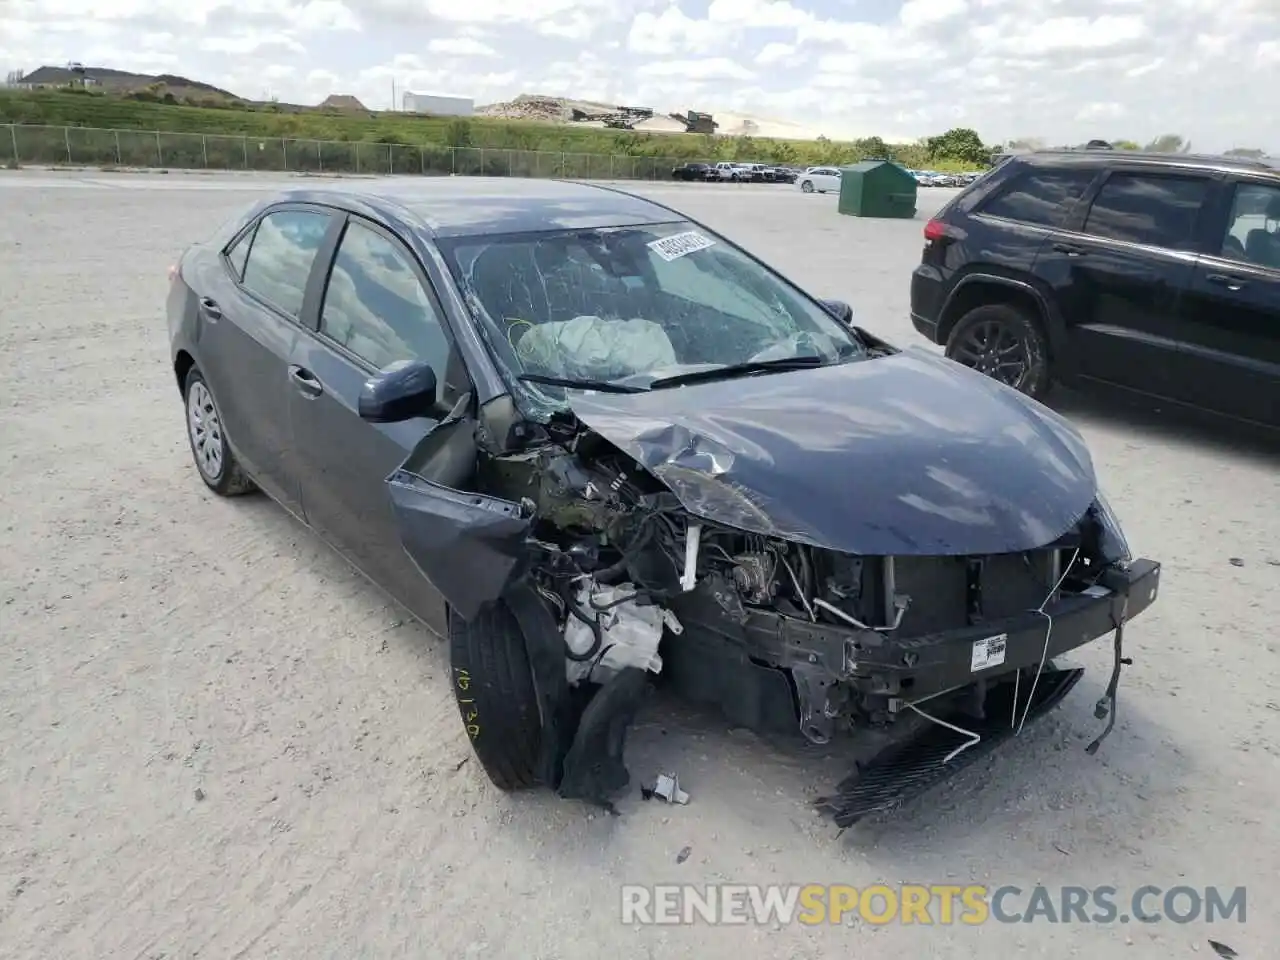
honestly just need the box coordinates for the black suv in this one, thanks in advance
[910,150,1280,427]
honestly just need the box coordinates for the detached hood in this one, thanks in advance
[567,348,1097,556]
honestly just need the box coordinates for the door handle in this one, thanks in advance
[1052,242,1086,256]
[1206,273,1247,292]
[198,297,222,320]
[288,365,323,398]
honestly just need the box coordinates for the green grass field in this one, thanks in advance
[0,88,975,172]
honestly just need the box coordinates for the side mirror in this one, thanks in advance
[358,360,442,423]
[820,299,855,326]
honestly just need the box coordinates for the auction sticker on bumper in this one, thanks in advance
[971,633,1007,671]
[647,231,716,261]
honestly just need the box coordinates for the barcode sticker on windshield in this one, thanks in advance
[647,231,716,261]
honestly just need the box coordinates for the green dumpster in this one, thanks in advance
[837,159,918,218]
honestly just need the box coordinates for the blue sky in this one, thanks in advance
[2,0,1277,149]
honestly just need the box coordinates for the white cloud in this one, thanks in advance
[427,37,498,57]
[755,42,795,64]
[0,0,1275,150]
[627,6,723,55]
[637,57,754,82]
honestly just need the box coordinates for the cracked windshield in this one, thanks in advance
[440,223,864,396]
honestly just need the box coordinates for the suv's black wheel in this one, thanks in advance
[945,303,1053,400]
[801,179,815,193]
[183,367,256,496]
[448,603,543,791]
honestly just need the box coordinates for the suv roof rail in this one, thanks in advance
[1024,148,1277,171]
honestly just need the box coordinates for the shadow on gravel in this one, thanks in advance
[1048,384,1280,466]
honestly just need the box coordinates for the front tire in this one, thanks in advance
[944,303,1053,400]
[448,603,543,791]
[801,179,814,193]
[183,367,255,496]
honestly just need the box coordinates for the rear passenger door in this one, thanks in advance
[1172,178,1280,424]
[968,164,1099,275]
[201,205,337,512]
[1037,169,1212,398]
[288,214,471,628]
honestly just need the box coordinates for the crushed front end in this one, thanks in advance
[389,393,1160,821]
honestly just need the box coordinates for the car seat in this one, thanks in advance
[1243,194,1280,269]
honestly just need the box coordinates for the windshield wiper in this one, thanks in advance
[517,373,648,394]
[647,355,827,389]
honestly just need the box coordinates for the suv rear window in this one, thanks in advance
[979,167,1097,227]
[1081,173,1209,249]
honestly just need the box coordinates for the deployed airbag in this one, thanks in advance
[516,315,677,381]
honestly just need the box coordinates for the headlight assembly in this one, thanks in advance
[1093,491,1132,564]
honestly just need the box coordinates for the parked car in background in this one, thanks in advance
[910,148,1280,427]
[166,177,1158,822]
[772,166,799,184]
[710,161,742,181]
[798,167,842,193]
[671,162,712,182]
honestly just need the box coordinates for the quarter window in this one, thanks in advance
[224,228,252,281]
[980,168,1097,228]
[1081,173,1209,249]
[319,219,453,376]
[240,209,332,317]
[1219,183,1280,269]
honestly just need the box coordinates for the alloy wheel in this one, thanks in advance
[187,380,225,480]
[949,318,1034,390]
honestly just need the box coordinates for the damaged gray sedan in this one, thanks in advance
[167,179,1160,824]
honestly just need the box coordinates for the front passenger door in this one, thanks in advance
[289,215,471,629]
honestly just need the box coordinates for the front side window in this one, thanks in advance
[1219,182,1280,269]
[319,219,453,376]
[979,167,1097,228]
[1081,173,1209,249]
[240,209,331,317]
[438,222,866,411]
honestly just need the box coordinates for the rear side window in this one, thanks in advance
[1081,173,1209,249]
[979,167,1097,227]
[240,209,332,318]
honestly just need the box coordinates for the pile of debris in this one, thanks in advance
[476,94,574,123]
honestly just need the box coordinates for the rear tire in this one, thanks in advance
[183,367,256,496]
[944,303,1053,401]
[448,603,543,791]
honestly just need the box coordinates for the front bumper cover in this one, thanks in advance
[676,558,1160,719]
[858,558,1159,709]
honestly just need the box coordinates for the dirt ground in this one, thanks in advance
[1,170,1277,959]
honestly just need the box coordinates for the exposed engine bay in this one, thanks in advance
[386,374,1160,820]
[481,420,1128,731]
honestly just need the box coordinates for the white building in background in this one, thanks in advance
[402,92,474,116]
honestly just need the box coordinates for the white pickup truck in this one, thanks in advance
[710,162,745,181]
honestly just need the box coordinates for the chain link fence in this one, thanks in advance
[0,123,702,180]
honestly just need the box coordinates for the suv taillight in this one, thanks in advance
[923,218,948,242]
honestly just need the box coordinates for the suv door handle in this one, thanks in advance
[198,297,222,320]
[1206,273,1247,292]
[1052,242,1086,256]
[288,365,323,398]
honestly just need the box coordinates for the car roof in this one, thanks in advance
[271,177,684,239]
[1015,149,1279,178]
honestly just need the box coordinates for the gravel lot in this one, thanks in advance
[1,169,1277,959]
